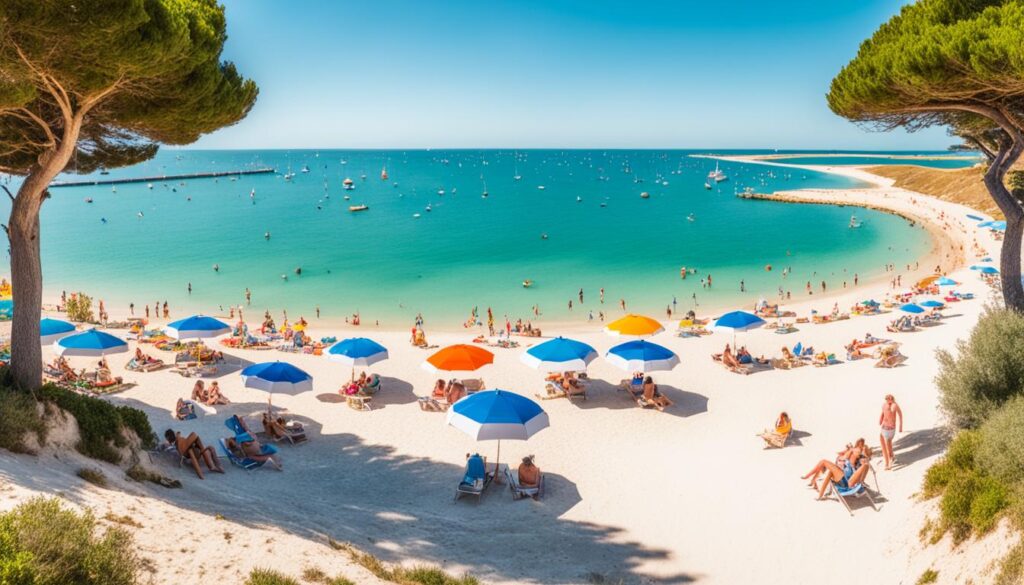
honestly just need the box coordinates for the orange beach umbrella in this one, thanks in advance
[422,344,494,373]
[604,314,664,337]
[916,274,941,288]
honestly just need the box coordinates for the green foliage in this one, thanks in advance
[0,385,45,453]
[978,396,1024,483]
[332,540,479,585]
[996,541,1024,585]
[76,467,107,488]
[827,0,1024,131]
[64,292,94,323]
[969,476,1009,533]
[0,497,139,585]
[0,0,258,175]
[245,568,300,585]
[917,569,939,585]
[36,384,155,463]
[923,460,955,498]
[935,309,1024,429]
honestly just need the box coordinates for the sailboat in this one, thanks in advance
[343,178,355,191]
[481,174,489,198]
[849,215,863,229]
[708,162,728,183]
[381,166,389,181]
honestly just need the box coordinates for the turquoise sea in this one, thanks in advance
[765,154,981,168]
[1,150,933,327]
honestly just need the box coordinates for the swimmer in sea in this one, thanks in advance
[265,232,271,240]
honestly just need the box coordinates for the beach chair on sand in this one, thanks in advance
[224,416,279,456]
[461,378,485,393]
[455,454,493,503]
[830,481,878,516]
[218,437,267,471]
[504,466,544,500]
[346,375,381,411]
[618,379,656,409]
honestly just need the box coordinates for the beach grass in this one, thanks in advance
[0,385,45,454]
[76,467,108,488]
[329,539,480,585]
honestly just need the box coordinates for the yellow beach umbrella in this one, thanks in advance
[604,314,664,337]
[916,274,941,288]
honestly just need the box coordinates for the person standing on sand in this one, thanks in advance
[145,305,150,319]
[568,299,573,311]
[245,288,252,305]
[879,394,903,470]
[129,302,134,316]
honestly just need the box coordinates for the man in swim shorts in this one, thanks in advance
[879,394,903,470]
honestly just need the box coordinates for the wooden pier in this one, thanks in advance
[50,167,276,188]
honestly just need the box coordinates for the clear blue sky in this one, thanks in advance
[194,0,950,150]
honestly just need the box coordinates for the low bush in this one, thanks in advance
[245,568,300,585]
[76,467,107,488]
[35,384,155,463]
[978,396,1024,484]
[0,497,140,584]
[331,540,479,585]
[0,387,45,453]
[935,308,1024,430]
[64,292,94,323]
[917,568,938,585]
[996,541,1024,585]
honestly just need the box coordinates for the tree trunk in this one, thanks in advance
[8,175,46,389]
[1001,214,1024,311]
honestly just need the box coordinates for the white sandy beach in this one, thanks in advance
[0,165,1015,585]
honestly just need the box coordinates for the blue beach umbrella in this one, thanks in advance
[860,299,880,307]
[712,310,766,345]
[328,337,389,367]
[936,277,958,286]
[899,303,925,314]
[920,300,945,308]
[520,337,597,373]
[446,389,550,473]
[977,221,995,228]
[605,340,679,372]
[990,221,1007,231]
[40,318,76,345]
[54,329,128,357]
[979,266,999,275]
[966,214,983,221]
[241,361,313,408]
[165,315,230,340]
[981,257,993,262]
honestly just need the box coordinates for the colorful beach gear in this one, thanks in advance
[520,337,597,372]
[603,314,664,337]
[422,344,494,373]
[446,390,550,476]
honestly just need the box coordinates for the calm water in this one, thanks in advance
[1,150,932,326]
[765,155,981,169]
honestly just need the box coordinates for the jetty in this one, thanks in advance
[49,167,276,188]
[737,190,919,224]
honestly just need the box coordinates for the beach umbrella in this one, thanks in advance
[860,299,880,307]
[981,257,993,262]
[54,329,128,357]
[422,344,494,374]
[899,303,925,314]
[977,221,995,228]
[937,277,958,286]
[520,337,597,373]
[966,214,983,221]
[165,315,230,340]
[920,300,945,308]
[979,266,999,275]
[240,361,313,408]
[328,337,389,380]
[40,318,76,345]
[990,221,1007,231]
[605,340,679,372]
[603,314,664,337]
[916,275,940,288]
[446,389,549,475]
[712,310,765,345]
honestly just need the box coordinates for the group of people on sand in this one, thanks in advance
[713,344,768,370]
[420,379,467,411]
[46,355,122,386]
[191,380,229,406]
[627,372,673,410]
[339,371,379,396]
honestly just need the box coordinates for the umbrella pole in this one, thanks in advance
[494,439,502,484]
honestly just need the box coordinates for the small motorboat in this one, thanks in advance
[301,165,310,173]
[413,213,421,219]
[576,196,583,203]
[537,185,545,190]
[640,192,650,199]
[687,213,696,222]
[84,197,93,203]
[425,204,432,212]
[381,167,388,181]
[438,189,445,196]
[343,178,355,190]
[522,279,534,288]
[349,204,369,212]
[704,182,712,190]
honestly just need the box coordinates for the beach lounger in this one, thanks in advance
[218,437,267,471]
[461,378,485,393]
[618,379,658,409]
[126,358,166,372]
[504,466,544,500]
[830,481,878,516]
[224,416,279,456]
[875,353,908,368]
[454,454,493,502]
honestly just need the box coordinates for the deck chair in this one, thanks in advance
[454,454,492,502]
[504,466,544,500]
[618,380,656,409]
[224,416,279,455]
[830,481,878,515]
[461,378,485,393]
[218,438,267,471]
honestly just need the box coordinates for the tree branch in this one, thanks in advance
[1,185,13,202]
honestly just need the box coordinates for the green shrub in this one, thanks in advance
[978,396,1024,484]
[0,387,45,453]
[945,430,980,471]
[36,384,155,463]
[64,292,94,323]
[245,568,300,585]
[969,476,1009,533]
[997,541,1024,585]
[0,497,139,584]
[917,568,938,585]
[936,308,1024,429]
[940,471,980,542]
[76,468,107,488]
[923,461,954,498]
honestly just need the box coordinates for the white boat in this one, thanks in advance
[84,197,93,203]
[704,181,712,190]
[537,185,545,190]
[687,213,696,222]
[576,196,583,202]
[381,166,388,181]
[147,183,153,189]
[425,204,432,212]
[301,165,310,173]
[343,178,355,190]
[640,192,650,199]
[349,204,369,212]
[708,162,728,183]
[849,215,862,229]
[413,213,421,219]
[438,189,445,196]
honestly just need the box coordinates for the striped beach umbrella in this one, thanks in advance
[712,310,766,345]
[604,314,664,337]
[422,344,494,373]
[54,329,128,357]
[520,337,597,373]
[605,340,679,372]
[165,315,231,340]
[40,318,76,345]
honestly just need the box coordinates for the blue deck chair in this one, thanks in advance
[218,437,267,471]
[454,453,492,502]
[224,416,279,455]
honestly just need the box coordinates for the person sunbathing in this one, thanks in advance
[759,412,792,448]
[205,381,230,405]
[802,440,870,492]
[781,346,798,362]
[191,380,208,403]
[561,371,584,393]
[846,340,867,359]
[518,455,542,492]
[718,344,740,369]
[224,436,282,470]
[164,429,223,479]
[803,450,873,499]
[261,411,307,443]
[447,381,467,404]
[642,376,673,410]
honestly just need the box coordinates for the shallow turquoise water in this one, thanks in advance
[766,155,981,168]
[1,150,933,326]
